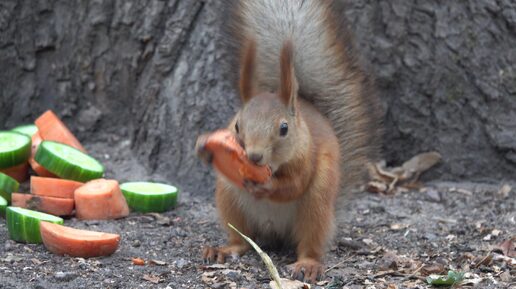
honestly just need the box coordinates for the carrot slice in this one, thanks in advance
[0,162,29,183]
[11,193,74,216]
[31,176,83,199]
[197,129,272,188]
[35,110,86,152]
[74,179,129,220]
[40,221,120,258]
[29,132,57,178]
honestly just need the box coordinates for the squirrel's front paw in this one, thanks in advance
[288,258,324,283]
[243,179,272,199]
[195,134,213,164]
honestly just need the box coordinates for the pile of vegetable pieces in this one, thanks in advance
[0,110,179,258]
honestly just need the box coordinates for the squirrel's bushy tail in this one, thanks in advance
[223,0,383,191]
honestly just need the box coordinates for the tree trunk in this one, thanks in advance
[1,0,515,194]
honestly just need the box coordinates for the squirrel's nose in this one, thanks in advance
[248,153,263,165]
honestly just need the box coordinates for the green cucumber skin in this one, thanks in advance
[0,196,7,217]
[35,141,104,182]
[6,207,63,243]
[11,125,38,137]
[121,189,178,213]
[0,172,20,203]
[0,131,31,169]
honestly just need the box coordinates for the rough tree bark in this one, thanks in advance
[1,0,515,194]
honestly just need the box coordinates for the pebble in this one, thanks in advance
[426,188,441,202]
[132,240,141,247]
[175,258,188,269]
[54,271,78,282]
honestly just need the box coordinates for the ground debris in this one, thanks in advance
[132,257,145,266]
[269,278,310,289]
[366,152,441,194]
[142,274,162,284]
[494,238,516,258]
[150,259,167,266]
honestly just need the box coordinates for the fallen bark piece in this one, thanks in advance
[367,151,441,194]
[40,221,120,257]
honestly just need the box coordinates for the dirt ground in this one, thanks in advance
[0,139,514,289]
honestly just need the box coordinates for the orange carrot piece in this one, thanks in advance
[35,110,86,152]
[197,129,272,188]
[29,132,57,178]
[0,162,29,183]
[40,222,120,258]
[31,176,83,199]
[11,193,74,216]
[74,179,129,220]
[132,257,145,266]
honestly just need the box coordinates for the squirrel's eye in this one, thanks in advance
[279,122,288,137]
[235,122,239,134]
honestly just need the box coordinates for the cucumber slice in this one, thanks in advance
[120,182,178,213]
[35,141,104,182]
[0,131,31,169]
[0,195,7,217]
[0,172,19,202]
[6,206,64,243]
[11,124,38,137]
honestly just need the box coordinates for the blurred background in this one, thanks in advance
[1,0,515,194]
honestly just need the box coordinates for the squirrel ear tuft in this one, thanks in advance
[279,40,298,116]
[239,39,257,104]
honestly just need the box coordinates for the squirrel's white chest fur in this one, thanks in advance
[233,189,298,241]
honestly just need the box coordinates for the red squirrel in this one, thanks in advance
[196,0,382,283]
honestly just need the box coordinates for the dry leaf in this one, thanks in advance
[202,271,217,284]
[387,284,398,289]
[269,278,310,289]
[421,263,445,275]
[491,229,501,236]
[377,251,399,271]
[495,238,516,257]
[499,270,511,282]
[497,184,511,198]
[362,238,374,245]
[390,223,409,231]
[150,259,166,266]
[142,274,161,284]
[132,257,145,266]
[474,254,493,267]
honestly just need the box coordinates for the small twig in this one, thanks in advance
[387,176,399,194]
[373,270,406,278]
[401,264,425,281]
[228,223,283,289]
[432,217,457,224]
[473,250,493,268]
[325,256,354,273]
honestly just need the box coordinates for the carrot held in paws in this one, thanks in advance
[195,129,271,188]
